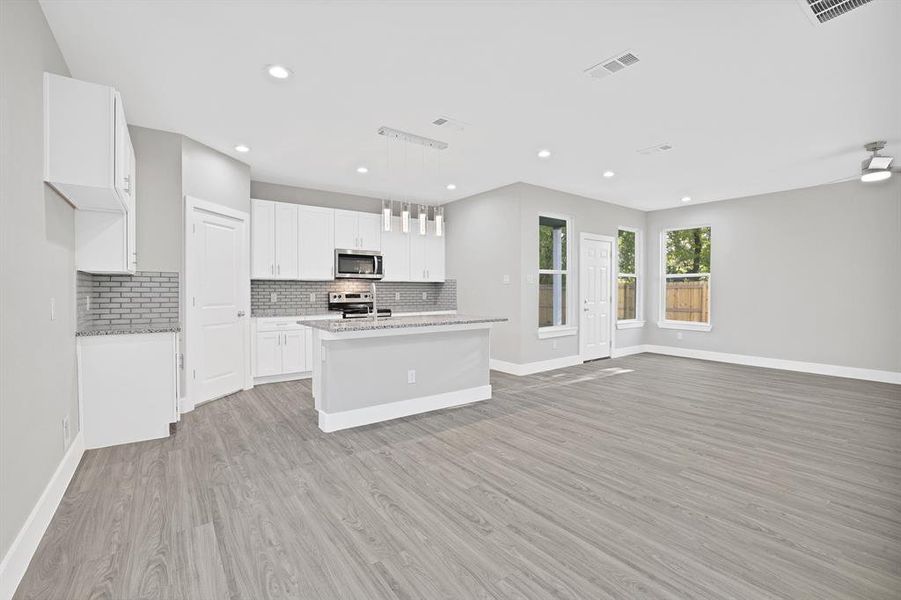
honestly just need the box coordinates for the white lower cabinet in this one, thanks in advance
[254,318,319,381]
[77,332,178,449]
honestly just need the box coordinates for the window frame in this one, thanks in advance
[537,213,575,337]
[658,224,712,332]
[616,226,644,329]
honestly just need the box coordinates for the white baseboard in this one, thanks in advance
[0,432,85,600]
[611,345,649,358]
[636,345,900,384]
[254,372,311,385]
[489,355,582,376]
[318,384,492,432]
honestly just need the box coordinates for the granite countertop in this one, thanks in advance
[76,324,181,337]
[252,309,337,318]
[299,314,507,333]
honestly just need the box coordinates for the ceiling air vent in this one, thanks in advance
[585,50,640,79]
[797,0,874,24]
[637,142,673,156]
[431,115,468,132]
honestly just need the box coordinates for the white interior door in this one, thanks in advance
[580,235,612,361]
[190,202,248,404]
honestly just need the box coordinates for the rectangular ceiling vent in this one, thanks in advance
[637,142,673,156]
[431,115,468,131]
[585,51,640,79]
[797,0,874,24]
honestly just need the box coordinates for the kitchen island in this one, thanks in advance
[301,314,506,432]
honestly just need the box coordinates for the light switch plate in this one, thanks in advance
[50,297,56,320]
[407,369,416,384]
[526,274,536,284]
[503,274,510,284]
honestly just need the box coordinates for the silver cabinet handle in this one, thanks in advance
[277,264,281,276]
[270,264,274,275]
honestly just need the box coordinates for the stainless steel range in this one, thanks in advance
[328,292,392,319]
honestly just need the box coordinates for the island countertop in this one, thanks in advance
[299,314,506,334]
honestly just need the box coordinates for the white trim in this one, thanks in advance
[537,212,573,330]
[623,345,900,385]
[254,372,311,385]
[183,196,251,412]
[318,385,492,432]
[490,355,583,376]
[656,320,712,332]
[659,225,712,330]
[537,326,578,339]
[0,432,85,600]
[611,344,649,358]
[616,320,645,330]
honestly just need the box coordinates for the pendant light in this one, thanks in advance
[435,206,444,237]
[418,204,428,235]
[382,199,392,232]
[401,202,410,233]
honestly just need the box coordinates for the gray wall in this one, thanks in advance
[129,126,182,272]
[0,0,77,561]
[644,179,901,372]
[182,136,250,215]
[446,182,647,364]
[251,180,382,213]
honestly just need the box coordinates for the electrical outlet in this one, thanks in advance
[270,292,278,303]
[395,292,400,301]
[309,293,316,302]
[407,369,416,384]
[422,292,428,300]
[62,416,70,448]
[50,297,56,320]
[503,274,510,284]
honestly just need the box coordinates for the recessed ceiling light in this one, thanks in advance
[537,149,552,158]
[356,166,368,174]
[446,184,456,190]
[603,171,615,178]
[681,196,691,203]
[234,144,250,153]
[266,64,292,80]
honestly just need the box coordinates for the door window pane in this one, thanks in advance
[539,273,567,327]
[618,276,637,320]
[664,276,709,322]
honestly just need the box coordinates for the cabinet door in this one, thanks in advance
[298,206,335,280]
[334,209,358,250]
[357,213,381,251]
[425,220,445,281]
[282,329,306,373]
[255,331,282,377]
[380,217,410,281]
[126,138,137,273]
[251,199,276,278]
[113,92,129,202]
[304,326,313,371]
[408,229,428,282]
[274,202,299,279]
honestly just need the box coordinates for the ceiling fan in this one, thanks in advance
[859,141,897,182]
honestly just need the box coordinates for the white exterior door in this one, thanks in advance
[274,202,299,279]
[190,202,248,404]
[251,199,275,278]
[579,235,612,361]
[298,205,335,280]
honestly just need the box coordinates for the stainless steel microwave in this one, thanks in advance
[334,249,384,279]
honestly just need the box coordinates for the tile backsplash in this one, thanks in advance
[77,271,179,329]
[251,279,456,316]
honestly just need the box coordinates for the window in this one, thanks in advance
[538,216,569,330]
[660,226,711,330]
[617,228,642,326]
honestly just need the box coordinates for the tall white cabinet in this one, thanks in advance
[298,205,335,280]
[44,73,137,274]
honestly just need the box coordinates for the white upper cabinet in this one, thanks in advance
[44,73,131,212]
[334,209,381,251]
[381,217,410,282]
[251,199,276,278]
[298,205,335,280]
[274,202,299,279]
[409,220,446,282]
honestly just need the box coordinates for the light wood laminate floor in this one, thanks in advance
[14,354,901,599]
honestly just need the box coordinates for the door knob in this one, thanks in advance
[237,310,246,317]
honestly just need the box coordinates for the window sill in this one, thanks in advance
[616,320,645,330]
[537,326,578,339]
[657,320,712,332]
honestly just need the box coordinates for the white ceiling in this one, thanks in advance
[40,0,901,210]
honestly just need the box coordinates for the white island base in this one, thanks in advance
[304,316,504,432]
